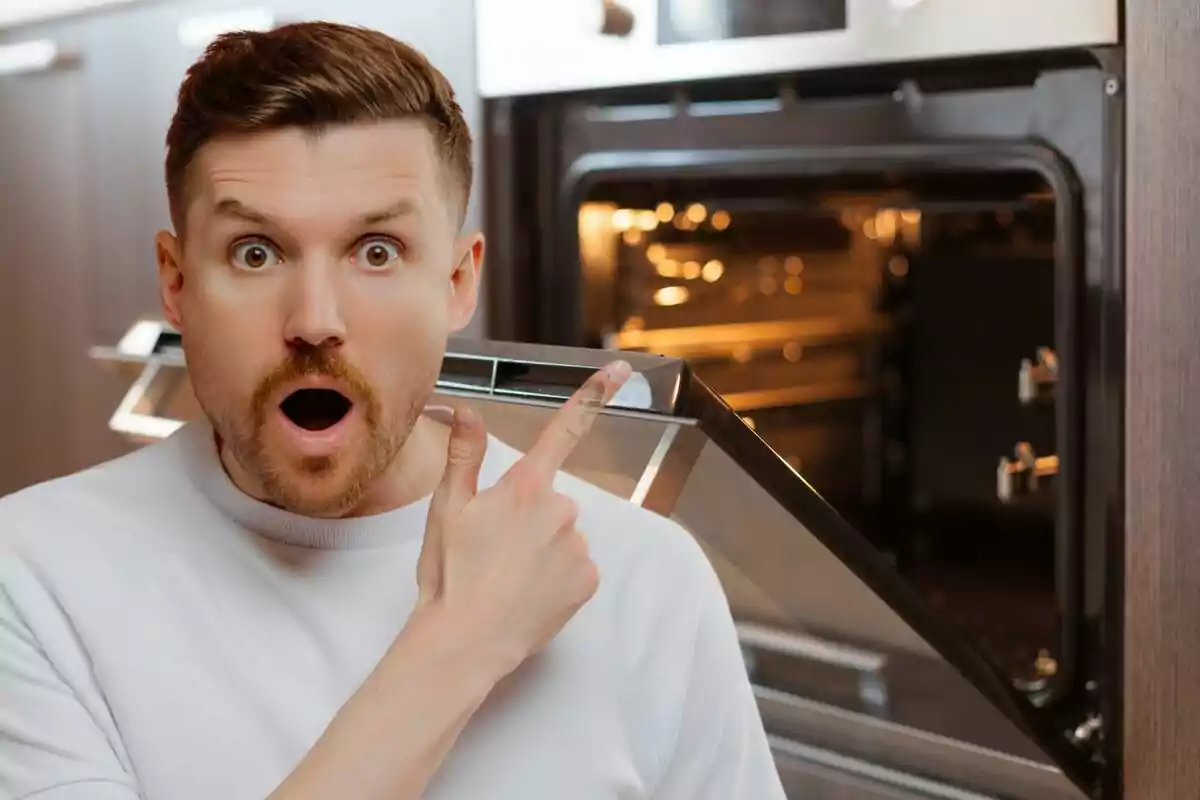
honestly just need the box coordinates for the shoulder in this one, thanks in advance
[0,429,199,558]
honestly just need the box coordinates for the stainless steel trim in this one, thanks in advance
[768,735,998,800]
[740,621,891,712]
[108,358,186,443]
[89,321,694,442]
[754,687,1083,799]
[740,621,887,674]
[475,0,1120,98]
[629,421,707,514]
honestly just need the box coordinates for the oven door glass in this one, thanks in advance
[432,356,1089,799]
[574,155,1079,709]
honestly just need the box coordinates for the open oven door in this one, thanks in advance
[92,323,1111,800]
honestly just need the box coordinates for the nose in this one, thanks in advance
[282,262,346,348]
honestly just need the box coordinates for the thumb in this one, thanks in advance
[419,407,487,598]
[428,406,488,526]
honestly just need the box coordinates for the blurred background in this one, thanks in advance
[12,2,1198,798]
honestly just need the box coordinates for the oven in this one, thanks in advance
[477,1,1124,798]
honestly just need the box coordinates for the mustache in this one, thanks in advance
[250,344,378,424]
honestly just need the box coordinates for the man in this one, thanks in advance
[0,21,785,800]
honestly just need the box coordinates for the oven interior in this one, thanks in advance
[578,165,1065,691]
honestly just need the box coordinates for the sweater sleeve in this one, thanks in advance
[0,561,140,800]
[650,538,787,800]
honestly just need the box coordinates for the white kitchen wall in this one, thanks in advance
[0,0,141,29]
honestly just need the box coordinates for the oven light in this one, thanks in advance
[653,286,689,306]
[611,209,635,231]
[702,259,724,282]
[682,260,702,280]
[622,229,643,245]
[656,202,675,222]
[888,256,910,278]
[646,243,667,263]
[785,255,805,276]
[673,212,697,231]
[783,342,803,362]
[901,209,922,224]
[759,276,779,295]
[686,203,707,224]
[784,277,804,295]
[636,210,658,231]
[656,259,681,278]
[875,209,899,244]
[711,210,731,231]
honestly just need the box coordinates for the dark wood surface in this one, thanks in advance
[1126,0,1200,796]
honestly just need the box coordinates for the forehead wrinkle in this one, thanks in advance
[186,125,455,236]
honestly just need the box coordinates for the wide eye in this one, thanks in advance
[231,240,282,271]
[355,238,402,270]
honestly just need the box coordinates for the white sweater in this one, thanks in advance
[0,421,785,800]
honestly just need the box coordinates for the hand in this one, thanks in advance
[416,360,633,676]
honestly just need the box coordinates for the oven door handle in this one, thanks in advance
[107,357,187,444]
[736,621,891,712]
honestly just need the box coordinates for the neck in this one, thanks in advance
[217,411,452,519]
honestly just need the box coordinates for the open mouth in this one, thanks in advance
[279,388,353,432]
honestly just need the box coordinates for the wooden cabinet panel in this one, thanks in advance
[1126,0,1200,797]
[0,17,117,494]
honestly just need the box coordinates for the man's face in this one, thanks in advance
[156,120,481,516]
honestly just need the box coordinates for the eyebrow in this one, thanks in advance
[214,198,270,224]
[359,198,421,225]
[212,197,420,227]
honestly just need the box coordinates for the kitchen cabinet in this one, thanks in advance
[1125,0,1200,797]
[0,14,108,494]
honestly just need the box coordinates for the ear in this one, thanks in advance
[447,231,485,334]
[156,230,185,331]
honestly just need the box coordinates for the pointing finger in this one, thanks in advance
[521,360,631,481]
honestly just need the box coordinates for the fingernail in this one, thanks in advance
[423,404,456,424]
[605,360,632,382]
[580,382,606,408]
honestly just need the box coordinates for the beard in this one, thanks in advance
[212,344,433,517]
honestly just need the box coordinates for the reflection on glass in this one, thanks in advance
[581,170,1061,693]
[444,391,1057,771]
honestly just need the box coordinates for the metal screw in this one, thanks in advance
[1072,714,1103,744]
[1105,77,1121,96]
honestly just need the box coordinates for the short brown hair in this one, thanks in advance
[165,21,472,231]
